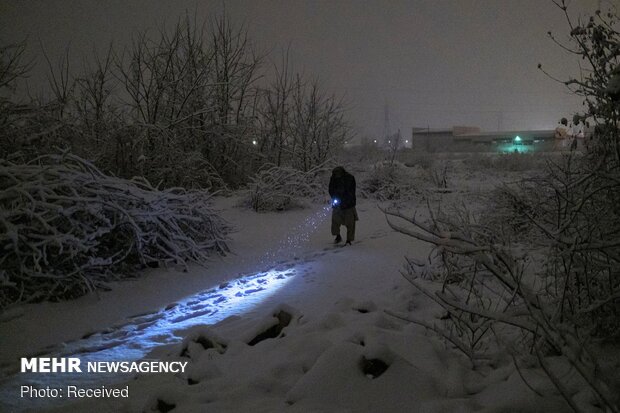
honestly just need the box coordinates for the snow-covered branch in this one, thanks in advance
[0,153,229,308]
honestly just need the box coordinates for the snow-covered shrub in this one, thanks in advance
[137,147,228,192]
[462,152,540,173]
[245,165,328,212]
[360,161,420,201]
[403,153,435,170]
[483,184,542,239]
[385,169,620,412]
[492,153,540,172]
[461,153,495,172]
[0,153,229,308]
[427,162,449,188]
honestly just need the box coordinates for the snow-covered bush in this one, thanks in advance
[427,162,449,188]
[360,161,421,201]
[403,153,435,170]
[385,201,619,412]
[463,152,541,173]
[0,153,229,308]
[460,153,495,171]
[483,184,542,239]
[493,153,540,172]
[386,151,620,412]
[245,165,328,212]
[135,146,228,192]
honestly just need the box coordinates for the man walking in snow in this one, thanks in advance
[329,166,358,245]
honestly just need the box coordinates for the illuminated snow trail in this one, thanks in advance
[0,205,333,411]
[258,204,332,267]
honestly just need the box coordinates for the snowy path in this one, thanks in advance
[0,199,417,412]
[0,247,345,411]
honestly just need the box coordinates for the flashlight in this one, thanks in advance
[332,198,340,207]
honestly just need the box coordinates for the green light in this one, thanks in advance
[514,135,522,143]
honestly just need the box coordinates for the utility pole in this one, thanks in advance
[496,111,504,131]
[383,101,391,147]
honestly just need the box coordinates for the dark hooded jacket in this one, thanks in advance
[329,167,356,210]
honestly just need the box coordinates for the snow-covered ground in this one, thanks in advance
[1,156,575,413]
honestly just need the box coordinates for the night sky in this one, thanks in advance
[0,0,606,137]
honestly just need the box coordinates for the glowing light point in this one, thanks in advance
[332,198,340,207]
[514,136,522,143]
[252,140,258,145]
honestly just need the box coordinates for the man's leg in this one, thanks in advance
[332,210,343,242]
[344,208,356,243]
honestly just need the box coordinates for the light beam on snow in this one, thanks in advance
[0,267,299,412]
[0,205,333,412]
[258,204,332,267]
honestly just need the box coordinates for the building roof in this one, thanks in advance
[454,129,555,141]
[412,126,555,141]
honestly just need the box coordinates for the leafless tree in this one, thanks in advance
[74,44,116,147]
[256,48,294,166]
[2,13,349,188]
[0,41,31,92]
[42,45,74,120]
[289,75,349,171]
[0,41,33,155]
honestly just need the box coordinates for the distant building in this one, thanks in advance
[411,126,558,153]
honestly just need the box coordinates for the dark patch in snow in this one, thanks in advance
[180,333,227,358]
[81,330,97,339]
[145,261,160,269]
[439,312,451,320]
[155,398,176,412]
[353,301,377,314]
[247,310,292,346]
[360,356,389,379]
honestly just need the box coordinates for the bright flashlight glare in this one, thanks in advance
[332,198,340,206]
